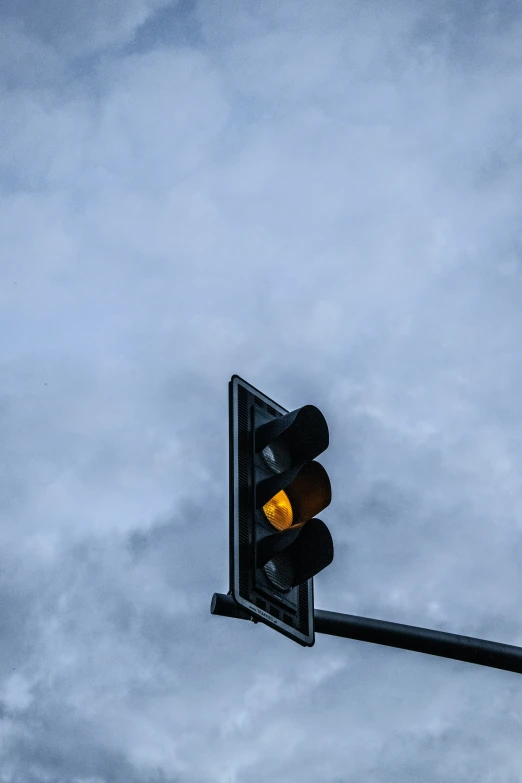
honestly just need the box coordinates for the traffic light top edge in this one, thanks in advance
[230,375,289,414]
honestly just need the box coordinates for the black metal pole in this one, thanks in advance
[315,608,522,675]
[211,593,522,675]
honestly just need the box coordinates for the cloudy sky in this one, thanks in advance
[2,0,522,780]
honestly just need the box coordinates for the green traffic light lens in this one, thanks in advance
[263,490,293,530]
[263,555,294,593]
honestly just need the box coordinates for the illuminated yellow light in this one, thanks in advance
[263,490,293,530]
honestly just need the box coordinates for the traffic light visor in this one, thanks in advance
[257,461,331,525]
[255,405,329,465]
[257,518,334,591]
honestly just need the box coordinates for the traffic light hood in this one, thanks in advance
[256,460,332,525]
[257,518,334,590]
[255,405,329,464]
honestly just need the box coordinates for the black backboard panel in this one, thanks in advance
[229,375,314,646]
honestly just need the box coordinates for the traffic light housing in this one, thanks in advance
[228,375,334,646]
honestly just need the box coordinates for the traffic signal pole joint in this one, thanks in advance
[211,592,522,676]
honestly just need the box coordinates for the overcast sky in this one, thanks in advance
[2,0,522,780]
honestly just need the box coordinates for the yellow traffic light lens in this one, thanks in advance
[263,490,293,530]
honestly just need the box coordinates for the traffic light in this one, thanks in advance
[228,375,334,646]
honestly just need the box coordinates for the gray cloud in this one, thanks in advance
[0,0,177,57]
[2,0,522,780]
